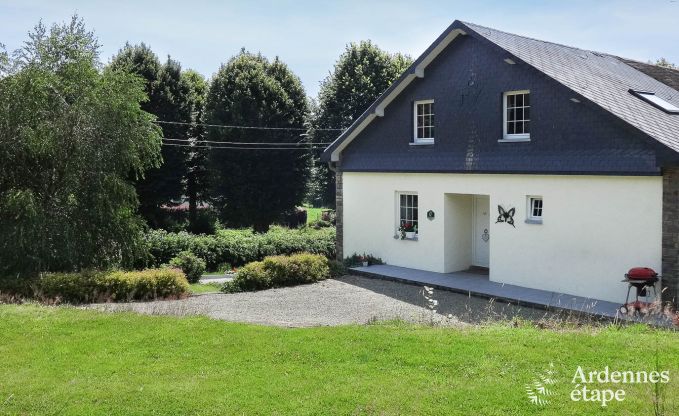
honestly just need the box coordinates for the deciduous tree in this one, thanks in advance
[0,16,161,276]
[309,41,411,207]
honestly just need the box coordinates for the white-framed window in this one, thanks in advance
[502,90,530,141]
[526,196,543,223]
[398,192,419,236]
[413,100,435,144]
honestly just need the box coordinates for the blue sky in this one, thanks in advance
[1,0,678,97]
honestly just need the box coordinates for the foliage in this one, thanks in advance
[169,251,206,283]
[144,226,335,271]
[0,16,161,277]
[205,51,310,232]
[109,46,192,228]
[182,69,211,233]
[308,219,333,229]
[222,253,329,292]
[0,268,188,303]
[309,41,412,206]
[655,58,677,69]
[328,259,347,278]
[344,252,384,267]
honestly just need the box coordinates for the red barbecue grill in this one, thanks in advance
[619,267,660,315]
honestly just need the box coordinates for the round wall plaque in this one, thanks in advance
[427,210,435,220]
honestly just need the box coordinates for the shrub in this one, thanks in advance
[328,260,347,278]
[222,253,330,293]
[308,219,333,229]
[1,269,189,304]
[343,253,384,267]
[169,251,206,283]
[145,226,335,271]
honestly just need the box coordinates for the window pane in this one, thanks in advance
[508,94,515,107]
[524,121,530,133]
[515,94,523,107]
[430,126,435,138]
[524,107,530,120]
[400,194,406,206]
[516,108,523,121]
[508,108,515,121]
[508,122,515,134]
[524,93,530,106]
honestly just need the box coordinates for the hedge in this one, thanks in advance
[223,253,330,292]
[144,226,336,271]
[0,268,189,304]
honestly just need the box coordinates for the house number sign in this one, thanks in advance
[427,210,435,220]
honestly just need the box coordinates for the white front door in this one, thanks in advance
[472,195,490,268]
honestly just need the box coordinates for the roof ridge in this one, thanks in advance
[460,20,604,56]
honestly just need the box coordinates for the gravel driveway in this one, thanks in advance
[86,275,581,327]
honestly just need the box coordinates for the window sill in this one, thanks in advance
[498,137,531,143]
[395,234,419,241]
[525,218,543,225]
[410,140,435,146]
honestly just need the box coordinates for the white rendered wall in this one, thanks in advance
[342,172,662,303]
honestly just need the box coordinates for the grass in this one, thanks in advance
[1,304,679,415]
[302,205,328,224]
[188,283,222,294]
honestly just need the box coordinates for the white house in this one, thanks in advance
[322,21,679,304]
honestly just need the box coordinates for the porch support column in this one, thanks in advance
[662,167,679,307]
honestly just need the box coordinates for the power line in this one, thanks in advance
[163,138,331,146]
[161,142,327,150]
[154,120,344,132]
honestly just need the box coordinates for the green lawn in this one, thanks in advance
[1,304,678,415]
[302,206,327,224]
[189,283,222,294]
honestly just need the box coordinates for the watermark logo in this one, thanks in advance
[525,363,671,407]
[525,362,557,406]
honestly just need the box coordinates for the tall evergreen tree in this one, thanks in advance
[310,41,411,207]
[182,69,210,232]
[205,51,309,232]
[109,47,191,227]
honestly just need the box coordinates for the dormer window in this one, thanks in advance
[413,100,435,144]
[629,90,679,114]
[502,90,530,141]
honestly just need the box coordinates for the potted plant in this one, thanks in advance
[358,255,368,267]
[399,222,417,239]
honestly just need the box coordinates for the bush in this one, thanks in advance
[222,253,330,293]
[169,251,206,283]
[145,226,335,271]
[1,269,189,304]
[308,220,333,229]
[328,260,347,278]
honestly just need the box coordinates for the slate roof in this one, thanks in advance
[323,20,679,161]
[463,21,679,153]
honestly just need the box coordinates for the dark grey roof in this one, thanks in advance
[323,20,679,161]
[463,21,679,153]
[618,58,679,92]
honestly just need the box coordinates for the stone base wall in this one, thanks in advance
[334,164,343,260]
[663,168,679,306]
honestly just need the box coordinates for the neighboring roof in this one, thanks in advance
[618,58,679,91]
[323,20,679,162]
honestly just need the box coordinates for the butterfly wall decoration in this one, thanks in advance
[496,205,516,228]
